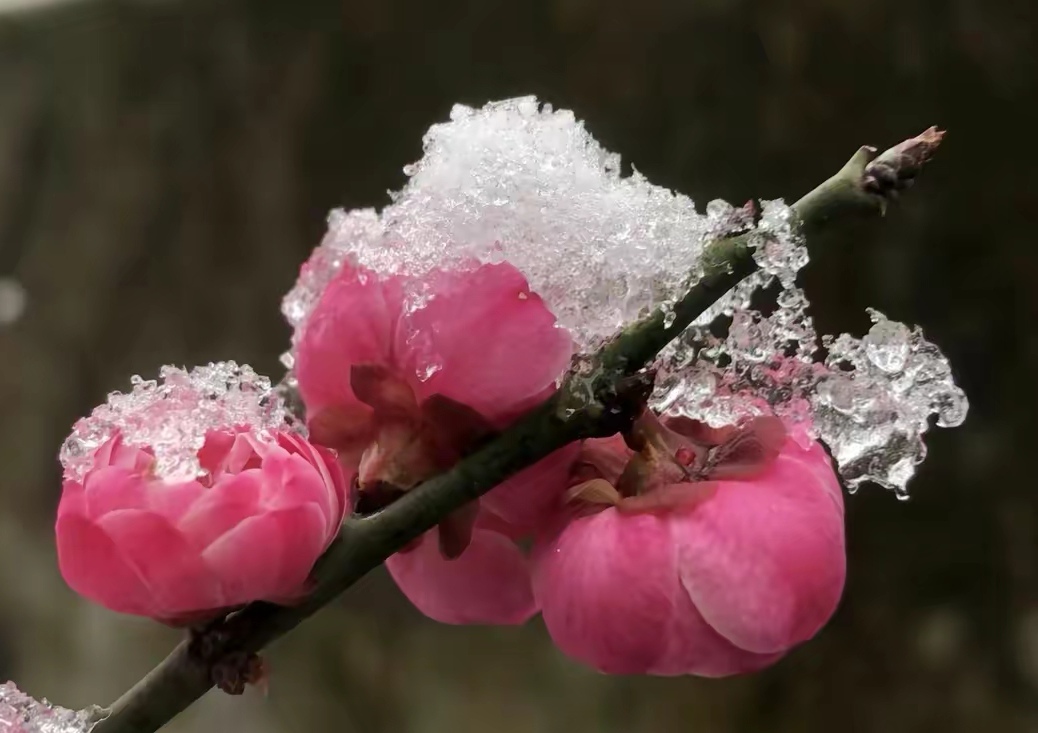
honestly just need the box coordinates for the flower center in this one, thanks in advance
[566,411,787,513]
[306,364,496,557]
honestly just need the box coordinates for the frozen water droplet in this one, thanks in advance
[935,386,969,428]
[750,200,809,288]
[654,283,967,497]
[281,209,378,336]
[416,360,443,381]
[0,682,102,732]
[862,308,911,373]
[706,199,733,219]
[0,277,26,326]
[59,362,301,483]
[662,304,677,328]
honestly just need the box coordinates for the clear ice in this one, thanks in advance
[0,682,101,733]
[59,361,298,484]
[281,95,967,497]
[654,202,968,497]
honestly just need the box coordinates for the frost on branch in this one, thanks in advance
[59,362,297,483]
[654,202,968,497]
[0,682,100,733]
[283,95,760,357]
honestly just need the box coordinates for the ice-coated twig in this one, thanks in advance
[90,128,943,733]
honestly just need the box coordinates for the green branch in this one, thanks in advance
[90,126,943,733]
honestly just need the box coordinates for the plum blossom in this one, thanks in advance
[292,259,576,623]
[531,411,846,676]
[56,370,349,625]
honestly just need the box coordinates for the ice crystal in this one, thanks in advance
[59,361,298,483]
[655,266,968,497]
[0,682,101,733]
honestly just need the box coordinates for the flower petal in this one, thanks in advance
[201,504,328,605]
[96,509,224,618]
[276,431,351,536]
[672,439,846,654]
[404,263,572,425]
[481,444,579,533]
[649,579,785,677]
[437,501,480,559]
[386,524,537,625]
[178,471,264,551]
[295,265,405,415]
[55,512,155,617]
[531,508,677,673]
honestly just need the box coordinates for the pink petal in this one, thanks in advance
[81,467,149,517]
[82,467,203,524]
[55,512,156,617]
[180,457,336,544]
[201,504,328,605]
[649,581,785,677]
[672,440,846,654]
[92,434,155,474]
[531,508,678,674]
[386,525,537,625]
[259,448,336,517]
[295,265,405,415]
[96,509,225,618]
[276,431,351,536]
[481,444,580,533]
[404,263,572,425]
[306,403,376,461]
[436,501,480,559]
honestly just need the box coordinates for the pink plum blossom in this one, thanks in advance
[56,429,349,626]
[293,259,575,623]
[531,412,846,676]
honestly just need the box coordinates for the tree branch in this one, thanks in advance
[91,127,943,733]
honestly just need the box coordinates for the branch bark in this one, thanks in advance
[91,127,943,733]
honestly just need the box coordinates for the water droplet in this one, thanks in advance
[863,309,911,373]
[416,361,443,381]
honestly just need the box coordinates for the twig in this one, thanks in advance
[91,127,943,733]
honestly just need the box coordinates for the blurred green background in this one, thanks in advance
[0,0,1035,730]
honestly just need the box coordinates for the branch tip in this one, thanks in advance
[862,126,945,199]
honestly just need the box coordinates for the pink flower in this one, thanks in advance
[56,429,349,625]
[531,413,846,676]
[295,261,573,471]
[293,260,576,624]
[384,511,535,625]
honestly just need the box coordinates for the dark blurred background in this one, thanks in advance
[0,0,1035,730]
